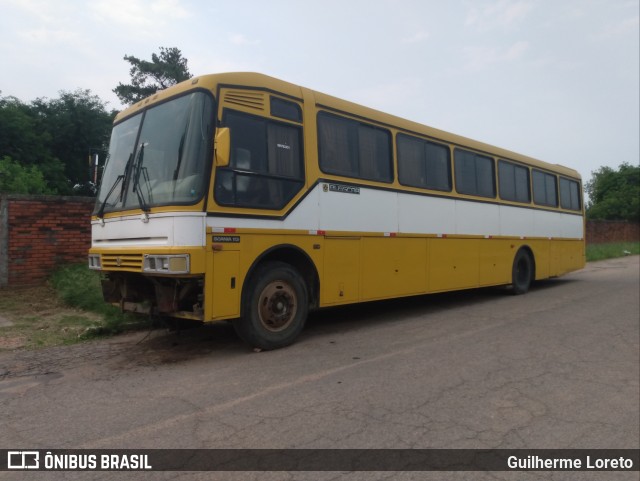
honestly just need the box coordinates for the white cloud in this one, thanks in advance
[401,31,430,44]
[150,0,190,18]
[18,28,81,44]
[229,33,260,46]
[90,0,191,32]
[505,40,529,60]
[2,0,68,23]
[598,16,639,37]
[465,0,534,31]
[348,77,425,117]
[4,0,80,44]
[91,0,153,28]
[4,1,95,61]
[463,40,529,70]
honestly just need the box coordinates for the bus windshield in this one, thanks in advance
[95,91,214,215]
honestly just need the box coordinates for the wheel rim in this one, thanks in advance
[257,280,297,332]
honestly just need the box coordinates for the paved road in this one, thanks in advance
[1,257,638,481]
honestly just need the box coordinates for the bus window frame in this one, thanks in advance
[559,176,582,211]
[532,169,559,208]
[396,132,453,192]
[317,110,394,184]
[497,159,532,204]
[453,147,497,199]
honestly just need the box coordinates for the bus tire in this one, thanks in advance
[511,249,533,295]
[235,261,308,350]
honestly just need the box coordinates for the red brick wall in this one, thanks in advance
[1,195,95,286]
[586,220,640,244]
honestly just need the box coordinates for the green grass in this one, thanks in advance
[50,262,157,340]
[50,264,115,315]
[50,263,141,336]
[586,242,640,262]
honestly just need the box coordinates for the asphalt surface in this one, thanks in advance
[1,256,638,481]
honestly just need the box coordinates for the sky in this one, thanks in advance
[0,0,638,185]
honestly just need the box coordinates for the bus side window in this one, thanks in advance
[454,148,495,198]
[560,177,581,210]
[318,111,393,183]
[397,133,451,191]
[532,170,558,207]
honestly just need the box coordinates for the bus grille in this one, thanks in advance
[101,253,143,271]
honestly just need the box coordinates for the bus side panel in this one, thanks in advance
[529,240,550,280]
[210,250,241,319]
[549,240,562,277]
[560,240,585,274]
[478,239,512,286]
[428,238,480,292]
[361,238,427,300]
[322,238,360,305]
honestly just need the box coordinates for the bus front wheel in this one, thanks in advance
[235,261,308,350]
[511,249,533,295]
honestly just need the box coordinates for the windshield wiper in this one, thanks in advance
[96,151,137,219]
[173,131,186,182]
[132,143,150,213]
[96,174,124,219]
[173,110,193,182]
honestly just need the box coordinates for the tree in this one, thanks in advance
[0,95,52,166]
[0,95,67,193]
[0,91,115,195]
[113,47,192,105]
[32,89,115,189]
[0,156,52,194]
[586,163,640,222]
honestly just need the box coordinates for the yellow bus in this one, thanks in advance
[89,72,585,349]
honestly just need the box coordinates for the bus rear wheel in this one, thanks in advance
[511,249,533,295]
[235,261,308,350]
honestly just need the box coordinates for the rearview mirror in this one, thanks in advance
[214,127,230,167]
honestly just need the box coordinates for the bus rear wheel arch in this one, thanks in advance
[235,261,309,350]
[511,247,535,295]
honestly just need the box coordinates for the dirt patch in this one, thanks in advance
[0,284,104,351]
[0,314,13,327]
[1,284,64,317]
[0,336,26,350]
[0,323,241,381]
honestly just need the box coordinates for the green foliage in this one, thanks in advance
[51,264,116,316]
[586,163,640,221]
[0,91,115,194]
[113,47,192,105]
[50,263,134,334]
[586,242,640,262]
[0,95,65,192]
[0,156,53,194]
[32,89,116,187]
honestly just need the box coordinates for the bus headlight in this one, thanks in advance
[88,254,102,270]
[143,254,190,274]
